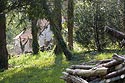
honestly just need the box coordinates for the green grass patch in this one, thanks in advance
[0,52,70,83]
[95,53,113,60]
[1,47,125,83]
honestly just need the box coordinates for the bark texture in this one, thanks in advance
[61,54,125,83]
[42,0,73,60]
[53,0,63,54]
[67,0,74,50]
[0,13,8,70]
[31,19,39,54]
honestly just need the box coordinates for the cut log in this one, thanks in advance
[99,54,125,69]
[98,59,112,64]
[70,65,93,70]
[61,72,88,83]
[115,63,124,70]
[99,74,125,83]
[61,53,125,83]
[101,59,123,68]
[96,59,113,66]
[115,62,125,71]
[105,67,125,79]
[88,75,125,83]
[82,59,112,66]
[66,67,108,77]
[112,53,125,62]
[89,78,101,83]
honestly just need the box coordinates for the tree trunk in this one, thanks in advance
[28,1,40,55]
[54,0,63,55]
[67,0,74,50]
[94,16,102,51]
[50,22,72,60]
[31,19,39,54]
[43,0,73,60]
[93,1,102,52]
[0,13,8,70]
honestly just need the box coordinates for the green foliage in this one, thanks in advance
[74,0,95,50]
[74,0,124,50]
[6,11,30,44]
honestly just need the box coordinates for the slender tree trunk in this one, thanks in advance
[0,13,8,70]
[67,0,74,50]
[50,22,72,60]
[43,0,73,60]
[29,1,39,55]
[31,19,39,54]
[94,19,102,52]
[94,1,102,52]
[54,0,63,54]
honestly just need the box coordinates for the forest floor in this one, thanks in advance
[0,48,125,83]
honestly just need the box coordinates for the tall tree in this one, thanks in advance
[67,0,74,50]
[31,18,39,54]
[29,1,39,54]
[54,0,63,54]
[0,1,8,70]
[93,0,103,52]
[42,0,72,60]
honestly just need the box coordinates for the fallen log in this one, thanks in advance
[70,65,93,70]
[89,74,125,83]
[61,53,125,83]
[105,26,125,41]
[99,60,122,68]
[112,53,125,62]
[99,74,125,83]
[61,72,88,83]
[82,60,100,65]
[98,59,112,64]
[105,66,125,79]
[115,63,124,70]
[82,59,112,66]
[89,78,101,83]
[66,67,108,77]
[101,59,124,68]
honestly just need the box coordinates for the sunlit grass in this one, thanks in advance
[9,52,55,68]
[1,45,125,83]
[95,53,113,60]
[73,42,86,53]
[0,52,70,83]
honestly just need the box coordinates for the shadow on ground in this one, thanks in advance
[0,55,68,83]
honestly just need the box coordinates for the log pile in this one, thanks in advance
[61,54,125,83]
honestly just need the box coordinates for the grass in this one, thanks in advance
[0,52,70,83]
[73,48,125,62]
[1,46,125,83]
